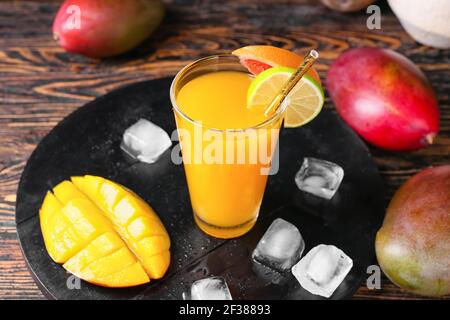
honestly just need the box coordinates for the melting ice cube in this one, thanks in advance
[295,157,344,200]
[120,119,172,164]
[291,244,353,298]
[190,276,232,300]
[252,218,305,272]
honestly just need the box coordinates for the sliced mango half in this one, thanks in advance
[39,175,170,288]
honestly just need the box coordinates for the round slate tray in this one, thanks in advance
[16,77,385,300]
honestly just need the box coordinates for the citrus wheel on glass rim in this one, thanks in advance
[247,66,324,128]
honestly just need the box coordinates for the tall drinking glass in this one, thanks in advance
[170,55,287,239]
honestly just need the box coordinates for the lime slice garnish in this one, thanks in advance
[247,66,324,128]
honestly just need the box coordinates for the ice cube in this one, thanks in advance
[291,244,353,298]
[295,157,344,200]
[252,218,305,272]
[190,276,232,300]
[252,260,288,285]
[120,118,172,164]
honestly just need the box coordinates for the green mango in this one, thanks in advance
[376,165,450,297]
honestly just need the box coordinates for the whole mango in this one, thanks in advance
[327,48,440,151]
[376,166,450,297]
[319,0,376,12]
[52,0,165,58]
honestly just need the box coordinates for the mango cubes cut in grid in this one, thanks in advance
[39,175,171,288]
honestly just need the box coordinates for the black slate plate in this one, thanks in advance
[16,77,384,300]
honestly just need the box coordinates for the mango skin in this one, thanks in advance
[52,0,165,58]
[376,166,450,297]
[319,0,376,12]
[39,175,170,288]
[327,48,440,151]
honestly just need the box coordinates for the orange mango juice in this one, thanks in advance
[172,58,284,239]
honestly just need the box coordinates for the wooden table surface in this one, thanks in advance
[0,0,448,300]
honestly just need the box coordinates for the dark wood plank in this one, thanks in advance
[0,226,45,299]
[0,0,448,299]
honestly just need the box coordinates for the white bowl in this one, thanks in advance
[388,0,450,49]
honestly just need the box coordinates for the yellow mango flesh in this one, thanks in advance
[40,175,171,288]
[72,176,171,279]
[64,232,149,287]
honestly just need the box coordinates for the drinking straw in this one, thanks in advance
[264,50,319,117]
